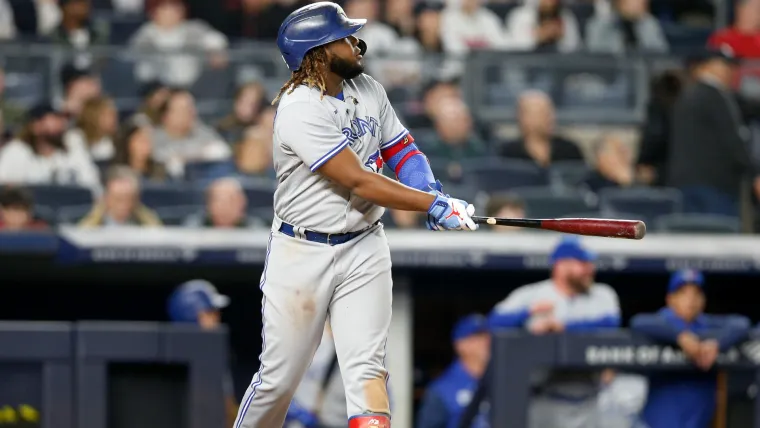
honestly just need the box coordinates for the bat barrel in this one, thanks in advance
[540,218,646,240]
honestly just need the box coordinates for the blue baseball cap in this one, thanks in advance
[452,314,488,341]
[668,269,704,294]
[549,237,597,264]
[167,279,230,323]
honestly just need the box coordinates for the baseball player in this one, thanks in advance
[166,279,239,426]
[631,269,751,428]
[488,236,622,428]
[232,3,479,428]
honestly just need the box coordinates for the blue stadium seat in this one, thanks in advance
[28,185,94,210]
[56,204,94,225]
[509,187,597,218]
[599,187,682,225]
[239,178,276,211]
[140,183,205,210]
[549,161,591,189]
[109,15,144,44]
[183,160,237,183]
[462,159,548,193]
[2,71,46,107]
[655,213,742,234]
[98,55,140,98]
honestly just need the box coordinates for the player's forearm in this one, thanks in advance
[352,172,436,211]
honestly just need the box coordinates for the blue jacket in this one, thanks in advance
[416,361,489,428]
[631,308,750,428]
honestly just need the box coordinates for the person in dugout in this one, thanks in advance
[631,269,751,428]
[166,279,239,426]
[416,314,491,428]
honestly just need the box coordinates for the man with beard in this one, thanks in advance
[232,3,479,428]
[0,103,100,191]
[488,236,622,428]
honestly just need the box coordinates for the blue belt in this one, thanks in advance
[278,220,379,246]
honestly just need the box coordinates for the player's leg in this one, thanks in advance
[233,232,336,428]
[329,225,393,428]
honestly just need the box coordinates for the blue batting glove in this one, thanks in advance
[427,193,478,231]
[285,400,320,428]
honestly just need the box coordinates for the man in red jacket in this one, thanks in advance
[709,0,760,58]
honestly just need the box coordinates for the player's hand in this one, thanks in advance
[530,300,554,316]
[677,332,702,362]
[426,193,478,231]
[697,339,720,371]
[528,317,555,335]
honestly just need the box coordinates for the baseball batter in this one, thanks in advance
[232,3,479,428]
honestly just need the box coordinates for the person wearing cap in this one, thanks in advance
[416,314,491,428]
[487,236,621,428]
[630,269,751,428]
[166,279,239,426]
[0,103,101,191]
[668,45,760,218]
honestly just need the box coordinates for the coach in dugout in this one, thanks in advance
[630,269,751,428]
[487,236,622,428]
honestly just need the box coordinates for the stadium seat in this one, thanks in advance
[655,213,742,234]
[140,183,205,211]
[56,204,94,225]
[508,187,597,218]
[183,160,237,183]
[549,161,591,189]
[239,178,276,212]
[28,185,94,210]
[98,55,140,99]
[598,187,683,225]
[462,159,548,193]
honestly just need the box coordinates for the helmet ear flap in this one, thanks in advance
[357,39,367,56]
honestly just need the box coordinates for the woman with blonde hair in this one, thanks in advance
[64,95,119,161]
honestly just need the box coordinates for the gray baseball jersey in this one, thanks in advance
[492,280,621,428]
[272,73,408,234]
[233,74,405,428]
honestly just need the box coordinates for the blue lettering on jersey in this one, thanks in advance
[342,116,380,144]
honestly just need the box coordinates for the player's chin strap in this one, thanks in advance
[348,414,390,428]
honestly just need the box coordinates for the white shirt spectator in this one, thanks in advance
[0,0,16,40]
[0,138,101,192]
[440,0,506,56]
[503,0,582,52]
[64,128,115,162]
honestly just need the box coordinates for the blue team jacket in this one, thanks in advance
[631,308,750,428]
[416,360,489,428]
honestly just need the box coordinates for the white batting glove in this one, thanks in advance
[427,194,478,231]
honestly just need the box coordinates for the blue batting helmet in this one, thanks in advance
[276,2,368,72]
[167,279,230,323]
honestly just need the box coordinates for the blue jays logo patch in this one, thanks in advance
[364,150,384,173]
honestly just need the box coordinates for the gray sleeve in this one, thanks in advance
[276,102,350,172]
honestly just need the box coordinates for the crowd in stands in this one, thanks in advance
[0,0,758,234]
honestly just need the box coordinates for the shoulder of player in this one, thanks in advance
[275,94,338,124]
[591,283,619,299]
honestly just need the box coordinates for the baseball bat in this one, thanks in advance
[471,216,646,240]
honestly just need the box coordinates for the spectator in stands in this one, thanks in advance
[440,0,506,56]
[65,96,118,162]
[583,134,636,192]
[416,314,491,428]
[129,0,229,88]
[636,69,684,186]
[414,3,445,54]
[0,66,26,135]
[49,0,107,49]
[503,0,582,53]
[488,237,621,428]
[113,119,170,182]
[405,79,462,130]
[151,89,232,178]
[184,177,256,228]
[631,269,751,428]
[133,81,172,126]
[0,0,62,40]
[0,186,48,231]
[0,104,101,190]
[421,98,488,161]
[223,0,309,40]
[485,193,526,232]
[78,165,162,227]
[708,0,760,58]
[60,63,102,120]
[345,0,402,56]
[585,0,669,54]
[668,48,756,217]
[235,107,275,177]
[385,0,417,40]
[216,82,268,145]
[500,91,584,168]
